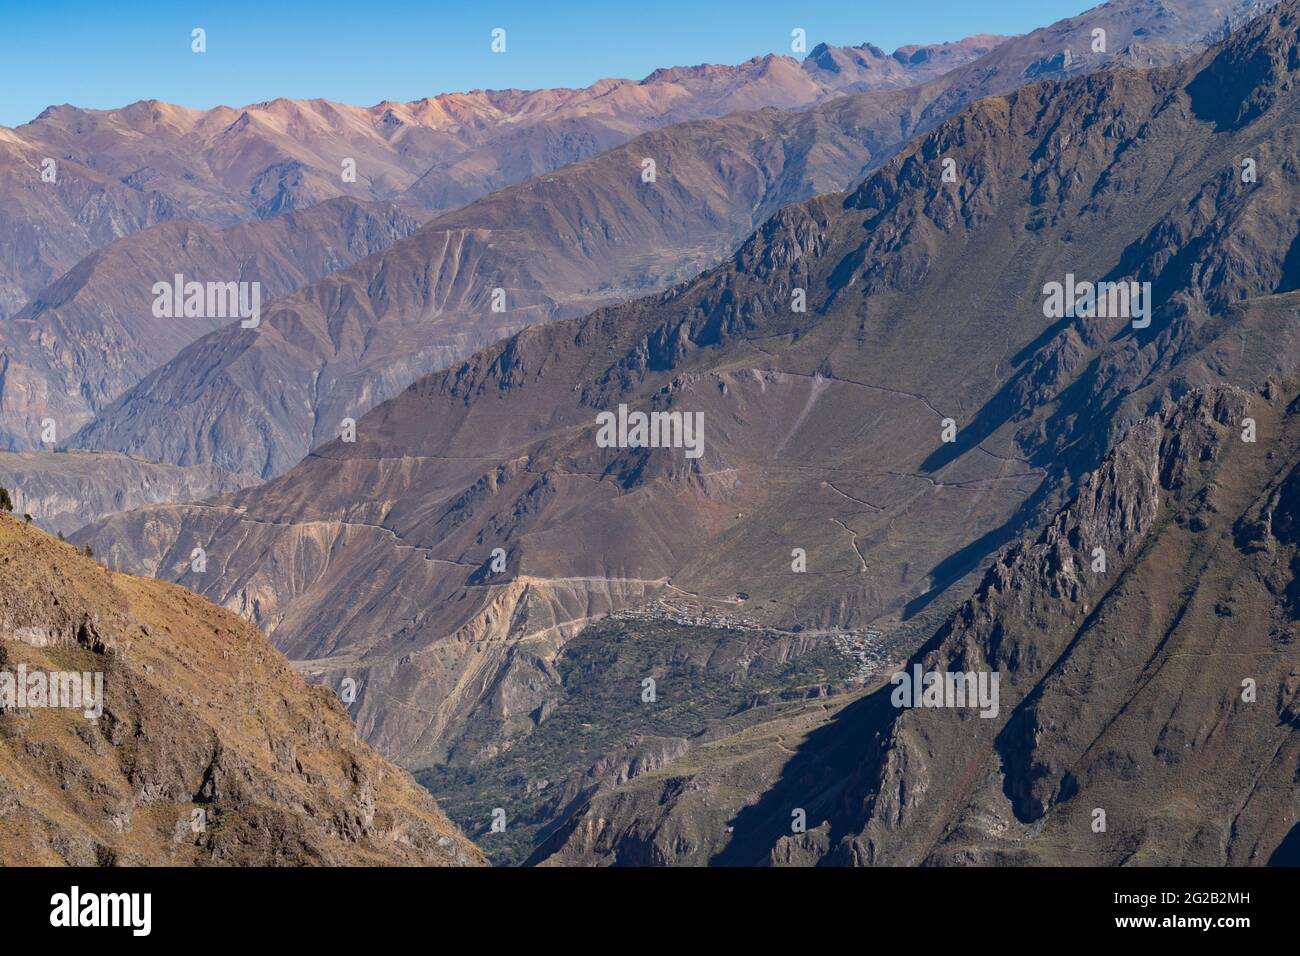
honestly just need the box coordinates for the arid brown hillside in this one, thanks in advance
[0,515,482,865]
[64,0,1261,478]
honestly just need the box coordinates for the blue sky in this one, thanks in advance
[0,0,1092,127]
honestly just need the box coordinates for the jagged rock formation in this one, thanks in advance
[65,0,1258,478]
[829,386,1281,865]
[0,451,258,536]
[533,2,1300,865]
[537,380,1300,866]
[0,514,482,865]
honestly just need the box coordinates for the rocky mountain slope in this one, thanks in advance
[0,35,1003,320]
[0,514,483,865]
[0,198,425,450]
[0,451,258,537]
[78,0,1298,839]
[67,0,1262,478]
[533,379,1300,865]
[529,4,1300,866]
[66,105,886,477]
[823,381,1298,866]
[0,131,175,320]
[61,0,1300,868]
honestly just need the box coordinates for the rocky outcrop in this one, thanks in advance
[0,514,483,866]
[809,377,1295,866]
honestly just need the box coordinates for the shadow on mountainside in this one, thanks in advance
[707,682,896,866]
[900,478,1054,620]
[1268,823,1300,866]
[708,592,973,865]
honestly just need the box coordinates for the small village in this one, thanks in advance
[610,599,894,682]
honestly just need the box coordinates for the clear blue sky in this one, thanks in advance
[0,0,1092,127]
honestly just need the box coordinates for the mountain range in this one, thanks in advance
[0,34,1012,466]
[55,0,1269,478]
[1,0,1295,870]
[0,197,426,450]
[73,0,1300,866]
[0,33,1005,322]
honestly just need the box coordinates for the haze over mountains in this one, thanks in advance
[58,0,1267,479]
[0,451,257,536]
[73,0,1300,867]
[0,197,426,450]
[0,33,1002,321]
[0,32,1013,470]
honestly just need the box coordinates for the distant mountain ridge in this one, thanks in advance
[0,197,426,451]
[0,33,1005,320]
[64,0,1270,478]
[0,30,1011,464]
[0,450,258,536]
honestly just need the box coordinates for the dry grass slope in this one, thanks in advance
[0,515,483,866]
